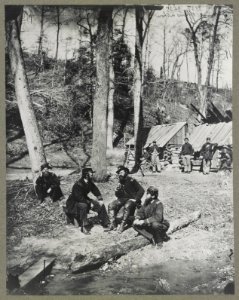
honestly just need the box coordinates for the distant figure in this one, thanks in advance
[35,163,63,203]
[200,137,218,175]
[133,186,170,248]
[140,148,151,165]
[180,138,194,173]
[66,167,110,234]
[108,166,145,233]
[220,147,232,171]
[148,141,162,172]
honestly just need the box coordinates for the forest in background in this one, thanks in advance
[5,5,232,180]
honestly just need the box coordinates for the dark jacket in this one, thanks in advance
[66,178,102,212]
[136,199,164,225]
[35,172,63,201]
[115,176,145,204]
[148,145,161,154]
[180,143,194,156]
[200,142,217,160]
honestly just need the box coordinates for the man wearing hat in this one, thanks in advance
[35,163,63,203]
[66,167,110,234]
[133,186,170,248]
[200,137,218,175]
[180,137,194,173]
[108,165,145,233]
[148,141,162,172]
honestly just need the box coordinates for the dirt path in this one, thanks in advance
[6,169,234,294]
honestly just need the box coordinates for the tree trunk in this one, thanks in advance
[107,45,114,151]
[71,211,201,273]
[132,8,144,171]
[55,6,60,61]
[38,6,45,73]
[91,8,113,181]
[7,11,46,177]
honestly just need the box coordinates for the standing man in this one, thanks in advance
[148,141,162,172]
[108,166,145,233]
[66,167,110,234]
[180,138,194,173]
[133,186,170,248]
[35,163,63,203]
[200,137,218,175]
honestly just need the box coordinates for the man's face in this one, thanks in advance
[119,170,127,181]
[207,138,211,143]
[42,167,49,176]
[146,192,152,200]
[185,139,189,144]
[87,171,93,179]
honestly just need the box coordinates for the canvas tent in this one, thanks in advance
[189,122,232,152]
[125,122,187,148]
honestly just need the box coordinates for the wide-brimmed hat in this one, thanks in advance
[116,165,129,174]
[40,163,52,171]
[82,167,95,176]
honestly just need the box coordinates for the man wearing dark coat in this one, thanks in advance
[148,141,162,172]
[108,165,145,233]
[66,167,110,234]
[180,137,194,173]
[35,163,63,203]
[200,137,218,174]
[133,186,170,248]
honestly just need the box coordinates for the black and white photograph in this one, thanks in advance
[5,4,234,295]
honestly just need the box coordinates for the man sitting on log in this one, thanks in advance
[133,186,170,248]
[108,166,145,233]
[35,163,63,203]
[65,167,110,234]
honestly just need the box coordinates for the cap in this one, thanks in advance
[82,167,95,176]
[40,163,52,171]
[116,165,129,174]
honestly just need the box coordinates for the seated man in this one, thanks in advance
[66,167,110,234]
[35,163,63,203]
[108,166,145,233]
[133,186,170,248]
[220,147,232,171]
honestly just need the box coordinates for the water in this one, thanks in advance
[40,259,219,295]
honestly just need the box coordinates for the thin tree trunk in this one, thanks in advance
[91,8,113,181]
[133,8,144,170]
[55,6,60,61]
[38,6,45,73]
[7,10,46,178]
[107,43,114,151]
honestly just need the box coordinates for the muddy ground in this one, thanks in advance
[6,165,234,295]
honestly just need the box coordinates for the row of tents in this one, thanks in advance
[126,121,232,151]
[125,121,232,170]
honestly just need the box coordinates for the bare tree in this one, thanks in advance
[184,5,225,119]
[6,6,47,178]
[91,8,113,181]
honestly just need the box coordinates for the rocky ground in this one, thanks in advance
[6,164,234,295]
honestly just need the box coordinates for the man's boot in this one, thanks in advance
[118,222,127,234]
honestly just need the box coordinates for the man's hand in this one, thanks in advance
[47,188,52,193]
[133,219,144,226]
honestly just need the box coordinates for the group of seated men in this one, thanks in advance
[35,163,170,248]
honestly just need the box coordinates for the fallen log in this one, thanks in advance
[71,210,201,273]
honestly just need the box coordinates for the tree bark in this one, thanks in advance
[6,10,46,177]
[55,6,60,61]
[71,211,201,273]
[38,6,45,73]
[107,49,114,151]
[132,8,144,171]
[91,8,113,181]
